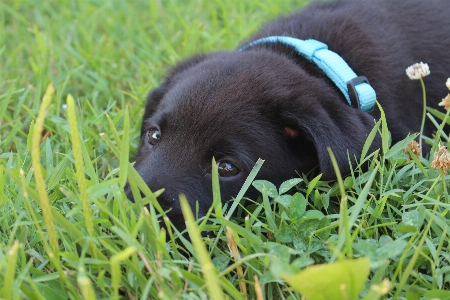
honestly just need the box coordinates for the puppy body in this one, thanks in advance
[133,0,450,229]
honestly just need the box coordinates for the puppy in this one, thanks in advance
[130,0,450,230]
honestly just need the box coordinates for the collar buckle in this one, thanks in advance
[347,76,370,110]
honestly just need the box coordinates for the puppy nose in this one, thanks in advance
[124,178,170,206]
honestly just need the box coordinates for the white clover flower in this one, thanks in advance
[439,94,450,110]
[431,146,450,174]
[446,78,450,90]
[403,140,421,159]
[405,62,430,80]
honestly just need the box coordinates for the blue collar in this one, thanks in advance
[239,36,376,111]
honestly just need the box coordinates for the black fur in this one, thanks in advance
[130,0,450,230]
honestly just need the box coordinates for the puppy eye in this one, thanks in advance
[217,160,239,177]
[147,128,161,145]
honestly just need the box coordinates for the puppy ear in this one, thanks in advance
[143,54,209,119]
[281,106,380,180]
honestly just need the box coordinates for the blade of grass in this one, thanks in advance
[67,94,95,243]
[119,106,130,189]
[111,246,136,299]
[262,186,277,233]
[180,194,226,300]
[384,134,417,159]
[3,240,20,299]
[394,199,440,297]
[77,265,97,300]
[327,147,350,259]
[31,83,59,256]
[405,147,428,178]
[211,157,223,217]
[226,158,264,218]
[18,169,79,299]
[328,147,378,260]
[377,102,390,156]
[0,85,15,125]
[360,118,381,162]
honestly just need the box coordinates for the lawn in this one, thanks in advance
[1,0,450,299]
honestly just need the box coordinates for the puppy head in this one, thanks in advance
[132,50,379,230]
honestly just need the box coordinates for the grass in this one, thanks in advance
[1,0,450,299]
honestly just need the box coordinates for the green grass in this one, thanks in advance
[1,0,450,299]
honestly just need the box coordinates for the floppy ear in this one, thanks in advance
[281,105,381,180]
[143,54,209,120]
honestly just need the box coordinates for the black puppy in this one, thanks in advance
[131,0,450,230]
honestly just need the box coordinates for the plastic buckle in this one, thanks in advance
[347,76,370,109]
